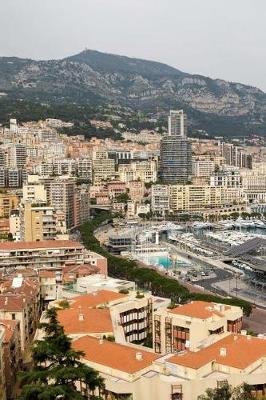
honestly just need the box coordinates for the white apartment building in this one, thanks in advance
[210,166,241,188]
[151,185,170,213]
[192,159,215,177]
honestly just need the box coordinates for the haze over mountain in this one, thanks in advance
[0,49,266,136]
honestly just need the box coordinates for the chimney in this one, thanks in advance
[99,338,103,345]
[219,348,227,357]
[136,352,143,361]
[78,313,84,321]
[241,329,247,336]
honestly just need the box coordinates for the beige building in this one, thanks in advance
[118,160,157,183]
[93,158,116,183]
[38,288,266,400]
[21,202,57,241]
[22,182,47,203]
[0,193,19,218]
[169,185,244,212]
[153,301,243,354]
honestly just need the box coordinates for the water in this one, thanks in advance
[137,253,191,269]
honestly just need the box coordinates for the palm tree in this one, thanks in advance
[18,308,104,400]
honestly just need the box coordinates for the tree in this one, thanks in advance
[18,308,104,400]
[199,383,258,400]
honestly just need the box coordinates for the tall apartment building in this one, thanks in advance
[151,185,170,213]
[0,169,27,188]
[168,110,187,137]
[220,142,252,169]
[49,179,75,229]
[93,157,116,183]
[8,144,27,169]
[73,186,90,227]
[77,158,93,181]
[20,202,57,241]
[160,110,192,184]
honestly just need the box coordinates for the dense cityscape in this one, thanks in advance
[1,0,266,399]
[0,107,264,399]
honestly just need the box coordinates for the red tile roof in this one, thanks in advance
[168,334,266,370]
[70,290,126,309]
[58,308,113,334]
[0,295,26,312]
[169,301,228,319]
[73,335,159,373]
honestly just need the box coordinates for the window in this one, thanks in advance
[11,313,16,320]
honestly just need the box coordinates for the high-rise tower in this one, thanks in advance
[160,110,192,184]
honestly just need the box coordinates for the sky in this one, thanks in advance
[1,0,266,90]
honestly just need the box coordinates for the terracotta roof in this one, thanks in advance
[72,335,159,373]
[58,308,113,334]
[168,334,266,370]
[70,290,126,308]
[168,301,228,319]
[0,295,26,311]
[0,240,82,251]
[39,270,56,278]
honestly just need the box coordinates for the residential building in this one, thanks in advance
[151,185,170,213]
[0,320,22,400]
[49,179,75,229]
[8,144,27,169]
[153,301,243,354]
[168,110,187,137]
[0,240,84,270]
[220,142,252,169]
[192,159,215,178]
[118,160,158,183]
[160,137,192,184]
[0,169,26,188]
[0,193,19,218]
[169,185,244,212]
[0,277,40,351]
[20,202,57,241]
[93,155,116,183]
[210,166,241,188]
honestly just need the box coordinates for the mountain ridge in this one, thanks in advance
[0,49,265,136]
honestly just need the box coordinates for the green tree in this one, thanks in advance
[199,383,257,400]
[18,308,104,400]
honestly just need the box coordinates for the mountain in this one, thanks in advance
[0,49,266,136]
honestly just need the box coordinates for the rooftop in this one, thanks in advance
[58,308,113,334]
[168,334,266,370]
[70,290,127,309]
[0,240,83,251]
[168,301,229,319]
[72,335,159,374]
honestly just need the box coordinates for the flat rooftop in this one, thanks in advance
[0,240,83,251]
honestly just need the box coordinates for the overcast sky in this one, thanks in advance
[1,0,266,90]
